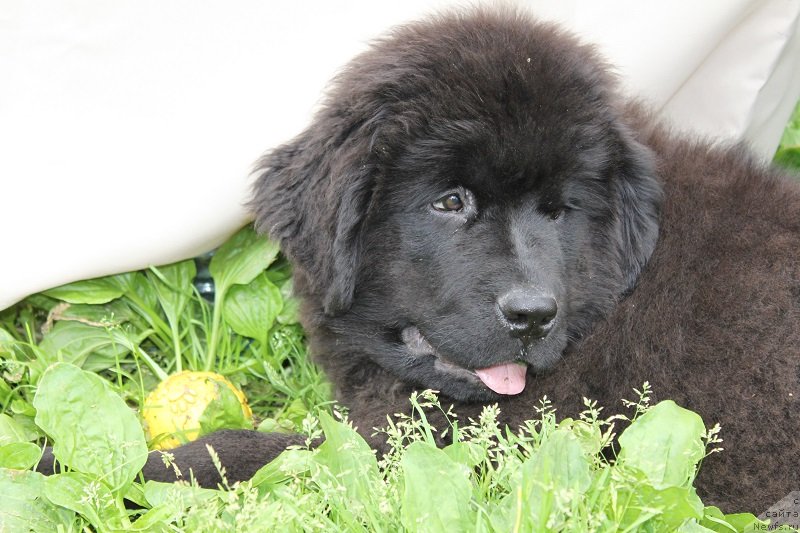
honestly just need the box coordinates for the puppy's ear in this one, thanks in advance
[249,116,377,316]
[610,122,662,292]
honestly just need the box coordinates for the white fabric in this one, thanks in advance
[2,0,799,310]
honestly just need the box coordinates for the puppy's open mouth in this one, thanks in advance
[401,326,527,395]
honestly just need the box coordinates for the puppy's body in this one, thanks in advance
[341,125,800,511]
[144,10,799,512]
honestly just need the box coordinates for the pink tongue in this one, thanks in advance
[474,363,527,395]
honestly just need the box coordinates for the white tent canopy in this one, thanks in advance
[2,0,799,310]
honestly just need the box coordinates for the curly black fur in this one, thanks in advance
[142,8,799,512]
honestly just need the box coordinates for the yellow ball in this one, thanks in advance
[142,371,253,450]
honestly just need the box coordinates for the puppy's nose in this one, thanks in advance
[496,288,557,338]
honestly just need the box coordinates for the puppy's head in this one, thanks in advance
[250,8,662,401]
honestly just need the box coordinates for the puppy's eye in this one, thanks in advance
[549,208,564,220]
[432,193,464,212]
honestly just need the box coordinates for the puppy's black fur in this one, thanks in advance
[138,9,799,512]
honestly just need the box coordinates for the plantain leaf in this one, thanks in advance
[198,382,253,436]
[315,411,380,509]
[43,278,124,305]
[147,260,197,332]
[0,469,76,531]
[108,272,159,312]
[223,274,283,347]
[491,428,592,532]
[0,413,39,444]
[617,400,706,490]
[43,472,124,528]
[0,442,41,470]
[38,321,131,371]
[209,226,280,295]
[774,147,800,171]
[33,363,148,493]
[401,442,475,532]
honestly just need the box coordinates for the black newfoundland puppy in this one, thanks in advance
[146,9,800,512]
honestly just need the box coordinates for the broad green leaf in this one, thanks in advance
[618,400,706,490]
[0,413,39,444]
[615,505,662,533]
[315,411,380,508]
[48,300,133,328]
[143,479,219,508]
[43,278,124,305]
[0,380,11,407]
[492,429,591,532]
[0,326,14,348]
[627,485,704,530]
[0,469,76,532]
[130,503,182,531]
[9,416,39,442]
[278,283,300,324]
[442,441,483,468]
[275,276,301,325]
[198,382,254,436]
[10,401,36,420]
[123,482,150,509]
[108,272,159,312]
[777,102,800,148]
[210,226,280,294]
[528,429,592,527]
[223,274,283,346]
[276,296,300,325]
[699,507,766,532]
[263,257,293,286]
[676,520,717,532]
[33,363,148,492]
[0,442,41,469]
[699,506,737,533]
[251,448,314,490]
[401,441,475,532]
[147,260,197,331]
[284,397,312,426]
[256,417,295,434]
[724,514,770,531]
[43,472,126,529]
[558,417,604,457]
[775,102,800,171]
[531,429,592,490]
[0,379,12,409]
[774,147,800,171]
[38,321,131,371]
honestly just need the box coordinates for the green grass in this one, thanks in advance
[0,226,787,533]
[0,355,775,533]
[0,106,798,532]
[0,227,330,437]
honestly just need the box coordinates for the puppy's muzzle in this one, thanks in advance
[496,287,557,340]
